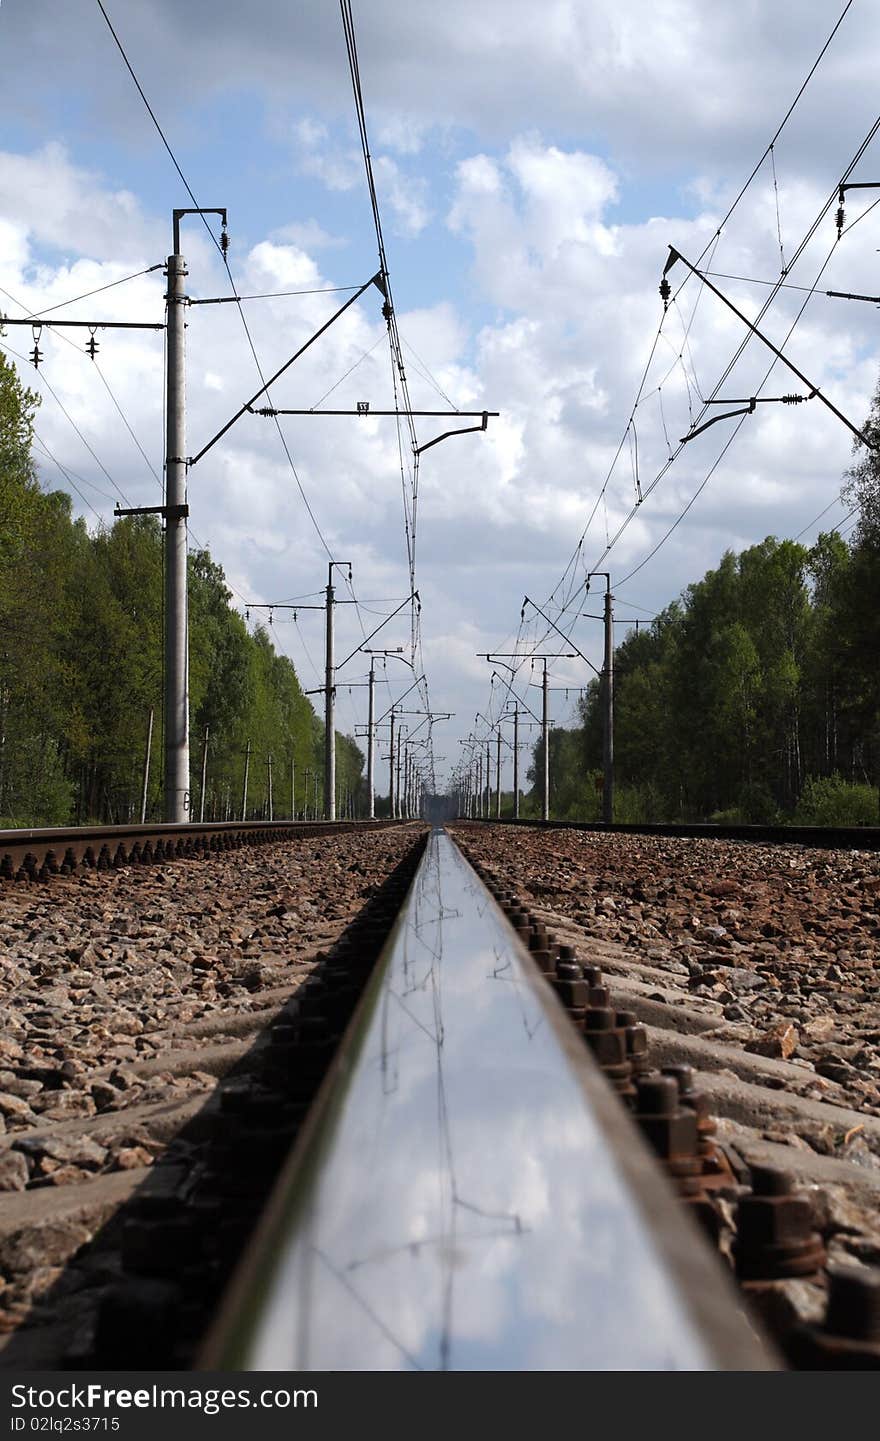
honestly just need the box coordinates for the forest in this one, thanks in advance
[523,382,880,826]
[0,352,364,826]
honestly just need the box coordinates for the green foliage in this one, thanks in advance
[792,774,879,827]
[527,512,879,825]
[0,354,361,824]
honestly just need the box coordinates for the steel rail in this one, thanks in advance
[203,826,773,1371]
[461,817,880,851]
[0,818,407,882]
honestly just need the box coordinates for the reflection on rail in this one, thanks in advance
[205,827,773,1371]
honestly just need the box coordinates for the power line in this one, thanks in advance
[463,7,864,779]
[94,0,344,570]
[1,265,164,321]
[191,285,362,304]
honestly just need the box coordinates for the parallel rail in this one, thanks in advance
[203,826,773,1372]
[464,816,880,850]
[0,818,406,881]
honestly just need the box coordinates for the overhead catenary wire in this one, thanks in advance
[462,6,864,780]
[94,0,347,570]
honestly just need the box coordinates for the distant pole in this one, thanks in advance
[199,725,209,823]
[267,751,274,822]
[542,662,550,821]
[389,709,396,818]
[324,564,335,821]
[477,752,483,818]
[485,742,490,818]
[313,769,319,818]
[163,244,190,823]
[241,739,251,821]
[140,708,154,823]
[496,729,502,819]
[367,662,376,819]
[290,751,295,820]
[513,709,520,819]
[603,586,614,824]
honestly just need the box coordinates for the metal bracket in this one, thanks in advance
[114,504,189,520]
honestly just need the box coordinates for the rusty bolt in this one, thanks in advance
[553,965,588,1010]
[633,1074,702,1191]
[583,1001,634,1096]
[528,931,555,974]
[734,1165,826,1281]
[617,1009,650,1076]
[792,1265,880,1369]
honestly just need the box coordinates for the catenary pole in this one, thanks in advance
[199,725,209,823]
[140,708,154,824]
[496,729,502,819]
[542,662,550,821]
[241,739,251,821]
[389,709,396,819]
[324,564,335,820]
[367,662,376,819]
[603,586,614,824]
[513,708,520,820]
[163,247,190,821]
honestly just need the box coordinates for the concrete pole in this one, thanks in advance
[513,709,520,820]
[140,708,154,824]
[389,710,396,819]
[267,752,274,822]
[290,751,295,820]
[496,729,502,819]
[313,770,318,818]
[199,725,209,823]
[396,729,405,819]
[485,743,490,818]
[324,565,335,821]
[603,587,614,825]
[241,739,251,821]
[542,662,550,821]
[477,752,482,818]
[367,663,376,819]
[163,249,190,822]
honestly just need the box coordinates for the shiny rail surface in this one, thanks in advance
[0,818,405,880]
[204,827,773,1371]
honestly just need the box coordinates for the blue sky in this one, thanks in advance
[1,0,878,792]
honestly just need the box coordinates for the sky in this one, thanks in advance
[1,0,878,797]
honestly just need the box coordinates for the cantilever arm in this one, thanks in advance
[415,411,492,456]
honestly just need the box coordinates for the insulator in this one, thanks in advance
[220,226,230,254]
[30,345,42,369]
[781,393,803,404]
[86,334,99,360]
[245,608,250,622]
[382,300,392,322]
[659,276,671,308]
[836,205,845,235]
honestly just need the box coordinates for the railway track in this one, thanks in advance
[0,818,878,1368]
[0,818,402,884]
